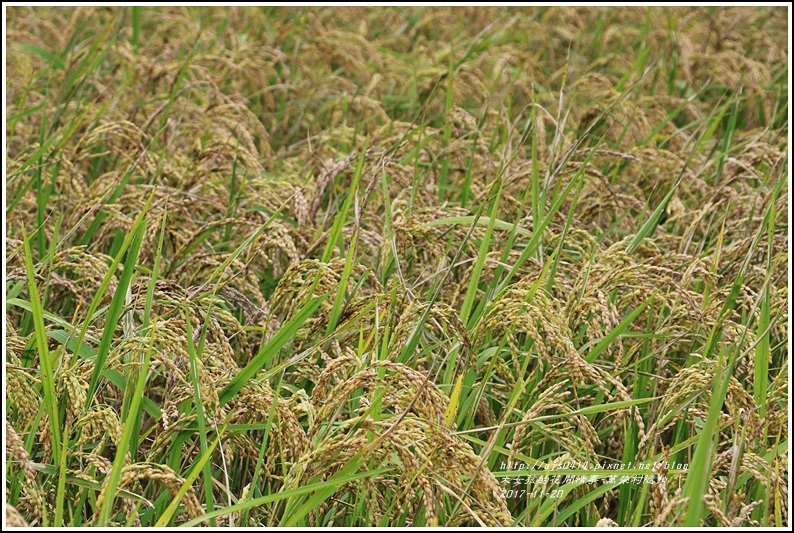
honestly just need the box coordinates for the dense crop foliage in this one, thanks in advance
[5,6,789,527]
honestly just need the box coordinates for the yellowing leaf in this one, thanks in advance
[445,373,465,428]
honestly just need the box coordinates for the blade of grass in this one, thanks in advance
[218,294,327,406]
[96,325,158,526]
[181,467,390,527]
[460,176,502,325]
[68,188,155,380]
[321,135,369,263]
[154,426,226,527]
[584,294,656,363]
[181,305,216,525]
[85,217,147,407]
[20,225,62,464]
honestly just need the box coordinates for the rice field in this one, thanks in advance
[4,5,790,527]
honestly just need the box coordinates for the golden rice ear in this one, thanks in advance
[5,504,30,528]
[93,464,204,524]
[596,516,619,527]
